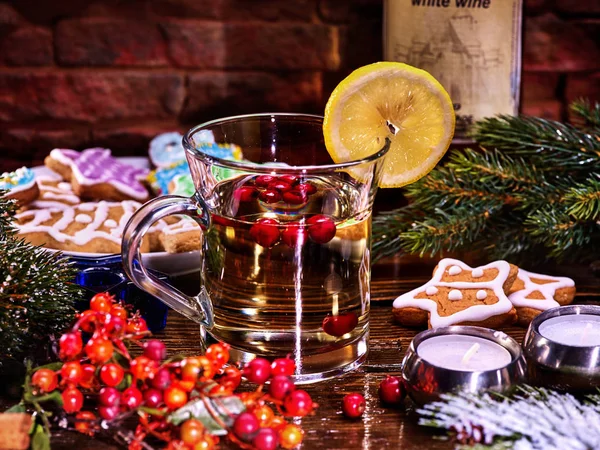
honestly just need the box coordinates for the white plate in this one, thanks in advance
[31,158,202,277]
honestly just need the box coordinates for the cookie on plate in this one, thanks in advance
[158,218,202,253]
[1,167,39,207]
[508,269,576,326]
[45,148,150,202]
[392,258,518,329]
[32,176,81,207]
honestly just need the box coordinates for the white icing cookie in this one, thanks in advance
[508,269,575,312]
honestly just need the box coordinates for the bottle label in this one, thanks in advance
[384,0,523,141]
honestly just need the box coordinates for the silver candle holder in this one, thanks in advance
[402,326,527,405]
[523,305,600,392]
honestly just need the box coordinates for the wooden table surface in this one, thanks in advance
[38,255,600,450]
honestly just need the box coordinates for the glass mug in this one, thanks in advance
[122,113,389,383]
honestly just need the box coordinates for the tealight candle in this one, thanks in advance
[417,335,512,371]
[524,305,600,392]
[402,326,526,404]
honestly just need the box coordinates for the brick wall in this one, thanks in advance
[0,0,598,170]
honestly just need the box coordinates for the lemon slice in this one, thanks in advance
[323,62,455,188]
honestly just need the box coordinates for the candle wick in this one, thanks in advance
[461,343,480,366]
[580,322,593,346]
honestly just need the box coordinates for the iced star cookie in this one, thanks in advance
[392,259,519,329]
[508,269,576,326]
[32,176,81,207]
[45,148,150,202]
[14,200,152,254]
[1,167,39,206]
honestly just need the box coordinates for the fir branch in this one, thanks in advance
[571,99,600,129]
[371,204,421,261]
[564,176,600,221]
[471,114,600,170]
[419,386,600,450]
[0,189,16,237]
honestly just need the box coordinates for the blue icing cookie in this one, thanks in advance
[1,167,36,194]
[149,131,215,168]
[197,142,243,161]
[147,161,191,195]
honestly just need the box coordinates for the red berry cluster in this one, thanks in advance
[27,293,314,450]
[249,214,337,249]
[235,175,317,207]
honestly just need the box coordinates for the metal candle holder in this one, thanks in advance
[523,305,600,392]
[401,326,527,405]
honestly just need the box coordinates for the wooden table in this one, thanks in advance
[39,255,600,449]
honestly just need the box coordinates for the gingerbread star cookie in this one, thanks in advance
[392,258,518,329]
[508,269,576,326]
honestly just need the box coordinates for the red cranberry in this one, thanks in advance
[281,223,307,248]
[234,186,258,202]
[259,189,282,204]
[342,393,365,418]
[143,339,167,361]
[104,315,126,334]
[307,215,336,244]
[98,387,120,407]
[279,175,299,185]
[282,190,308,205]
[255,175,276,187]
[295,182,317,195]
[151,367,172,390]
[378,376,405,405]
[243,357,272,384]
[252,427,279,450]
[322,312,358,337]
[143,388,163,407]
[268,180,292,193]
[249,219,281,248]
[283,390,313,417]
[271,358,296,377]
[59,332,82,360]
[233,412,259,441]
[269,375,295,400]
[212,214,235,227]
[121,387,143,409]
[98,405,120,421]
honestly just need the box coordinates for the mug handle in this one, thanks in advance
[121,194,214,328]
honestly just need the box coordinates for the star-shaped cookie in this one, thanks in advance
[392,258,518,329]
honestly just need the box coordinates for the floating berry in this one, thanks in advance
[59,332,83,360]
[85,337,114,364]
[378,376,405,405]
[233,412,259,441]
[90,292,114,313]
[271,358,296,377]
[180,418,204,445]
[121,386,143,409]
[269,375,295,400]
[143,388,163,407]
[243,357,272,384]
[234,186,258,202]
[259,189,282,204]
[98,387,120,407]
[205,342,230,367]
[295,182,317,195]
[99,363,124,387]
[342,393,365,418]
[252,427,279,450]
[250,218,281,248]
[253,404,275,428]
[31,368,58,393]
[98,405,120,421]
[143,339,167,361]
[279,423,304,449]
[280,175,299,185]
[322,312,358,337]
[268,180,292,193]
[62,387,84,413]
[307,214,336,244]
[164,385,188,409]
[281,223,306,247]
[282,190,308,205]
[283,390,313,417]
[151,367,172,390]
[255,175,276,187]
[61,361,83,385]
